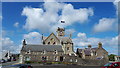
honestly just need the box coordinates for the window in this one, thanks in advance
[42,56,47,61]
[48,42,50,44]
[67,47,69,51]
[26,50,31,54]
[54,56,58,61]
[75,59,78,62]
[114,63,119,67]
[25,56,31,61]
[95,52,97,56]
[70,59,72,62]
[54,50,58,54]
[42,50,46,54]
[53,42,56,45]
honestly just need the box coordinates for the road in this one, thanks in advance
[1,60,19,66]
[1,61,102,68]
[31,64,102,68]
[32,65,102,68]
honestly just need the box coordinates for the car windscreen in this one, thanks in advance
[104,63,113,66]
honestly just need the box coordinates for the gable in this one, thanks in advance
[96,47,108,54]
[44,33,60,44]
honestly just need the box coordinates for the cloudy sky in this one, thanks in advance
[2,1,119,55]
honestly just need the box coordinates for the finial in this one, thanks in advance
[23,39,26,45]
[42,34,43,40]
[69,34,72,38]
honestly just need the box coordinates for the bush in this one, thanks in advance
[38,61,42,64]
[25,61,34,64]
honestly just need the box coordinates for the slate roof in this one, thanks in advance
[84,48,91,55]
[21,44,64,52]
[77,47,98,56]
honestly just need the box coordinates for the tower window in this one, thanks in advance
[67,47,69,51]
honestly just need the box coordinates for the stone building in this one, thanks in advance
[76,42,108,60]
[115,56,120,62]
[20,27,76,63]
[20,27,108,64]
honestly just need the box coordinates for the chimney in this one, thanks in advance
[98,42,102,48]
[88,45,92,48]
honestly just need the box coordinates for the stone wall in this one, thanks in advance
[77,58,109,66]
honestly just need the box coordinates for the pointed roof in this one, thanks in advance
[44,33,60,42]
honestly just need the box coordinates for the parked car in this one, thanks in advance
[101,62,120,68]
[13,59,16,61]
[7,59,11,62]
[0,59,6,63]
[2,64,33,68]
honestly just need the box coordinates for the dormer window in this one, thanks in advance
[54,50,58,54]
[42,50,46,54]
[26,50,31,54]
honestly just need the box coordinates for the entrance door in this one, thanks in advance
[42,56,47,62]
[60,56,63,62]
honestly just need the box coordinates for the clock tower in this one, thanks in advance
[56,27,65,36]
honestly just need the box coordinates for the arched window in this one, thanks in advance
[53,42,56,45]
[42,50,46,54]
[48,42,50,44]
[67,47,69,51]
[54,50,57,54]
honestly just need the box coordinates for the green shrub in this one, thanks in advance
[25,61,34,64]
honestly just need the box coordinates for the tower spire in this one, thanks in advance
[23,39,26,47]
[56,27,65,37]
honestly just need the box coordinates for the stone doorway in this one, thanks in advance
[60,56,63,62]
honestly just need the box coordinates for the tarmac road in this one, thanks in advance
[1,60,19,66]
[32,64,102,68]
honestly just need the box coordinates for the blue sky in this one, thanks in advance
[2,2,119,55]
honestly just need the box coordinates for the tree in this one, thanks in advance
[108,54,116,61]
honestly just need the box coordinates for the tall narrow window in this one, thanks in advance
[42,50,46,54]
[67,47,69,51]
[54,50,57,54]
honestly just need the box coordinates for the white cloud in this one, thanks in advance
[2,37,21,53]
[77,32,86,38]
[65,29,76,35]
[73,32,118,55]
[59,4,93,26]
[113,0,120,15]
[93,18,117,32]
[22,1,94,33]
[23,32,42,44]
[14,22,19,28]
